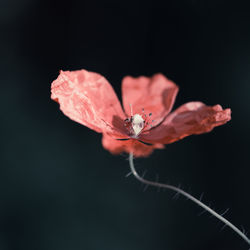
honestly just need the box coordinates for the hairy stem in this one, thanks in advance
[129,152,250,246]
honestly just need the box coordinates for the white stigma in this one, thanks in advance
[131,114,144,137]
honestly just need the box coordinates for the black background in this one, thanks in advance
[1,1,250,250]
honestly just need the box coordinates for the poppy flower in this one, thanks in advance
[51,69,231,157]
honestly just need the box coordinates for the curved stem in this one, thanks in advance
[129,152,250,246]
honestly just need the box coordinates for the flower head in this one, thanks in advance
[51,69,231,157]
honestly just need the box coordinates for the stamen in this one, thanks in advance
[123,108,154,136]
[129,104,133,116]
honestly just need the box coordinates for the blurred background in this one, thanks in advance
[1,0,250,249]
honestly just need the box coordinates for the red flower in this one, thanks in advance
[51,69,231,157]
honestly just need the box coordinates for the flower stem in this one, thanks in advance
[128,152,250,247]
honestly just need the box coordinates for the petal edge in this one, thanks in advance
[51,69,126,135]
[140,102,231,144]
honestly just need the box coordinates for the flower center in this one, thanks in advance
[123,107,155,138]
[131,114,144,137]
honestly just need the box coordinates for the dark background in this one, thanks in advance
[1,1,250,250]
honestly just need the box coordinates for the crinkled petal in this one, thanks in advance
[51,70,126,135]
[140,102,231,144]
[122,74,179,126]
[102,134,164,157]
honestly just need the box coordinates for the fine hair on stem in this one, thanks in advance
[128,152,250,247]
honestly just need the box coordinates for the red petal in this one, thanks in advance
[122,74,179,126]
[140,102,231,144]
[102,134,164,157]
[51,70,126,135]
